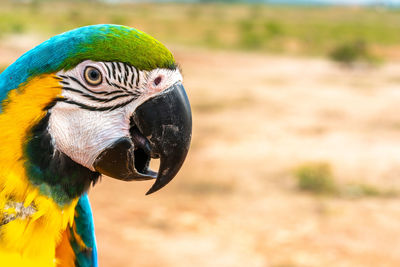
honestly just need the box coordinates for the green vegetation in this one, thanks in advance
[294,162,336,194]
[341,183,398,198]
[178,180,234,195]
[329,40,382,66]
[0,1,398,60]
[294,162,398,198]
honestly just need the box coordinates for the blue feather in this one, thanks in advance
[73,193,98,267]
[0,25,121,104]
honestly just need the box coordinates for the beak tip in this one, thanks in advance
[145,189,155,195]
[145,184,161,195]
[145,174,174,195]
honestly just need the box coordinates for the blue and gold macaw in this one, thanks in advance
[0,25,192,266]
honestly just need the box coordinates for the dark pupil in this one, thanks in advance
[89,69,99,80]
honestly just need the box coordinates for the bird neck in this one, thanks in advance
[0,74,99,208]
[24,112,100,206]
[0,74,84,263]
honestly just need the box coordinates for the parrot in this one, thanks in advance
[0,24,192,266]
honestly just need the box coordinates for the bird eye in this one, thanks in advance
[84,66,102,86]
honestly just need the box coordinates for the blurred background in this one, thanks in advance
[2,0,400,266]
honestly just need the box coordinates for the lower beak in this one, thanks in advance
[93,82,192,195]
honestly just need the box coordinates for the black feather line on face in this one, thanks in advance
[57,62,143,111]
[129,65,135,84]
[105,63,112,78]
[64,75,109,95]
[135,67,140,87]
[123,64,129,87]
[52,97,136,111]
[111,63,117,80]
[105,77,139,96]
[130,65,135,86]
[62,87,133,103]
[104,90,128,96]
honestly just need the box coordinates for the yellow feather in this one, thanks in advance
[55,229,76,267]
[0,74,80,266]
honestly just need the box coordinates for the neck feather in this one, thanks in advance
[0,74,91,261]
[24,113,100,206]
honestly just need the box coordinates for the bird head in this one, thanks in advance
[0,25,192,197]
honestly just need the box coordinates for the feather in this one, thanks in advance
[0,25,176,109]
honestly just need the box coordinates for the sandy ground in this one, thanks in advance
[2,36,400,267]
[90,49,400,267]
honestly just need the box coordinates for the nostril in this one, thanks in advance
[154,76,162,86]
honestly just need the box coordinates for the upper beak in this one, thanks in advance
[93,82,192,195]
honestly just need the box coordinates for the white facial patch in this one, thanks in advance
[48,103,132,170]
[49,60,182,170]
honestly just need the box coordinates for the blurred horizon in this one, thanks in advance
[102,0,400,7]
[1,0,400,64]
[6,0,400,6]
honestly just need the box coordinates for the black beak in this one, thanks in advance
[93,82,192,195]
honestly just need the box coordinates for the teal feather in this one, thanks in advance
[71,194,98,267]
